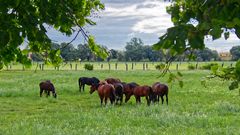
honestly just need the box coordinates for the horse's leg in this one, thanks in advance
[166,94,168,105]
[47,91,50,97]
[104,97,108,106]
[135,96,138,104]
[40,89,43,97]
[157,95,160,103]
[161,96,164,104]
[100,97,103,106]
[138,97,141,104]
[120,96,123,105]
[83,84,85,92]
[125,94,130,103]
[146,96,150,106]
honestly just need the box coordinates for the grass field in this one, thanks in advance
[0,70,240,135]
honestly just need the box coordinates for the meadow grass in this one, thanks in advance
[0,70,240,135]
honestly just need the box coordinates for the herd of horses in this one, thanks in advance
[39,77,169,106]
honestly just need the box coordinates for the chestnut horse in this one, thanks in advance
[105,78,121,84]
[122,82,139,103]
[39,80,57,98]
[133,85,153,106]
[78,77,100,92]
[152,82,169,105]
[90,83,115,106]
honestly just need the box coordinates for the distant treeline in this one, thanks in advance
[31,37,240,62]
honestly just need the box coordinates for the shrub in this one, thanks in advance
[84,64,93,71]
[155,63,165,70]
[201,63,218,70]
[188,64,195,70]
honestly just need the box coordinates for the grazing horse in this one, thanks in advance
[90,83,115,106]
[105,78,121,84]
[113,83,124,105]
[78,77,100,92]
[152,82,169,105]
[122,82,139,103]
[133,85,153,106]
[39,80,57,98]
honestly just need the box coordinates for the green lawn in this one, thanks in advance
[0,70,240,135]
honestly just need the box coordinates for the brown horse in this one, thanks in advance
[39,80,57,98]
[122,82,139,103]
[90,83,115,106]
[105,78,121,84]
[133,85,153,106]
[152,82,169,105]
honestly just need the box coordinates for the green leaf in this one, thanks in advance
[229,81,239,90]
[179,80,183,88]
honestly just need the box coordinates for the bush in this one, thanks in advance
[201,63,218,70]
[84,64,93,70]
[155,63,165,70]
[188,64,195,70]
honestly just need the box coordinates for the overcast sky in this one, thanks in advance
[47,0,239,52]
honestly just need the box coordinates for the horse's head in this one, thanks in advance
[90,83,98,94]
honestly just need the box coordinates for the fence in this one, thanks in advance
[2,61,236,71]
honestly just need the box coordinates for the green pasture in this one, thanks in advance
[0,70,240,135]
[2,61,236,71]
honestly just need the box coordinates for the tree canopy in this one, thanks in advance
[230,46,240,61]
[0,0,106,69]
[154,0,240,56]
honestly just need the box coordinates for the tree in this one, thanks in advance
[230,46,240,61]
[60,43,78,61]
[153,0,240,90]
[125,37,145,61]
[0,0,106,69]
[195,48,219,61]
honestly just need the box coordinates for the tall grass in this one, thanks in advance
[0,70,240,134]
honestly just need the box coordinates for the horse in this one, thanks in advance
[105,78,121,84]
[152,82,169,105]
[113,83,124,105]
[78,77,100,92]
[122,82,139,103]
[90,83,115,106]
[133,85,154,106]
[39,80,57,98]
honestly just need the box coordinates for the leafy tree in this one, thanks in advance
[153,0,240,90]
[230,46,240,61]
[60,43,78,61]
[125,37,145,61]
[0,0,106,69]
[195,48,219,61]
[76,44,92,61]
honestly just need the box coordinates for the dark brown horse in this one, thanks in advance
[113,83,124,105]
[152,82,169,105]
[39,80,57,98]
[133,85,153,106]
[122,82,139,103]
[105,78,121,84]
[78,77,100,92]
[90,83,115,106]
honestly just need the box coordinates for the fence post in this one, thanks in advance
[222,62,224,67]
[196,63,198,69]
[42,64,44,71]
[176,64,178,70]
[75,64,77,71]
[101,64,103,69]
[143,63,145,70]
[125,63,128,71]
[132,63,134,70]
[22,65,25,71]
[108,63,111,70]
[230,63,233,67]
[115,63,118,70]
[70,63,72,70]
[39,64,42,70]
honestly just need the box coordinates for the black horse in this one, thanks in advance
[78,77,100,92]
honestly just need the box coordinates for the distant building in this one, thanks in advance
[219,52,232,61]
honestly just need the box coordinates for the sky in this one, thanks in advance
[47,0,239,52]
